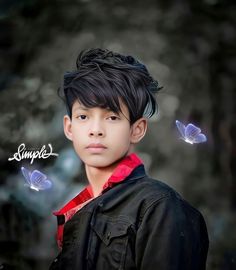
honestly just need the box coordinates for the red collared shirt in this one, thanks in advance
[53,152,143,249]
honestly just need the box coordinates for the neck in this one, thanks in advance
[85,146,134,197]
[85,159,121,197]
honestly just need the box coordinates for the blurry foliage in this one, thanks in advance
[0,0,236,269]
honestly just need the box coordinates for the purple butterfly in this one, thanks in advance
[175,120,207,144]
[21,167,52,191]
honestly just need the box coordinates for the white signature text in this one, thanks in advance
[8,143,59,164]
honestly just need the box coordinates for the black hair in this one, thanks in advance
[58,48,162,126]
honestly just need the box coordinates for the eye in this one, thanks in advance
[76,114,87,120]
[108,115,120,121]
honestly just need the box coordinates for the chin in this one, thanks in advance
[82,156,111,167]
[81,151,127,168]
[87,161,113,168]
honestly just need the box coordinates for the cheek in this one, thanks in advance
[115,127,131,141]
[71,127,84,146]
[71,125,82,136]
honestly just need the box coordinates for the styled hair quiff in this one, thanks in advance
[59,48,162,125]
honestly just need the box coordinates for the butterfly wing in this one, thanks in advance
[175,120,186,138]
[30,170,47,188]
[192,133,207,143]
[21,167,31,185]
[30,170,52,190]
[185,124,201,142]
[39,179,52,190]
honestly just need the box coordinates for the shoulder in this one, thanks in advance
[133,176,203,219]
[133,175,180,201]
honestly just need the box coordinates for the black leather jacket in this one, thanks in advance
[49,164,209,270]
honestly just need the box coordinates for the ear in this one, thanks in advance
[130,117,148,144]
[63,115,73,141]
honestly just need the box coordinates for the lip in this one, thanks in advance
[86,143,107,149]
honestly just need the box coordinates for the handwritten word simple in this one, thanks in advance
[8,143,58,164]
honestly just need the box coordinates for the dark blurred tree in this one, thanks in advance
[0,0,236,269]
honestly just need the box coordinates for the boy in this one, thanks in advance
[49,48,209,270]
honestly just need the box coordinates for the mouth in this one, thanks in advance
[86,147,107,153]
[86,143,107,153]
[86,143,107,149]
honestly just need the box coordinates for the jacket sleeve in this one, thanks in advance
[135,192,209,270]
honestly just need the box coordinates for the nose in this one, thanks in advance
[88,120,105,137]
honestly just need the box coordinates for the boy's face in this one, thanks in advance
[63,99,147,169]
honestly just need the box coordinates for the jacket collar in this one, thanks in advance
[53,152,145,217]
[53,152,145,249]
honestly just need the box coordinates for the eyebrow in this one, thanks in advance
[74,106,117,113]
[76,106,89,110]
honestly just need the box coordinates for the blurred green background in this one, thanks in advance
[0,0,236,269]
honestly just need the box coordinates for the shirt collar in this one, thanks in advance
[53,152,144,217]
[53,152,145,249]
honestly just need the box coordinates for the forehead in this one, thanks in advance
[72,99,129,114]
